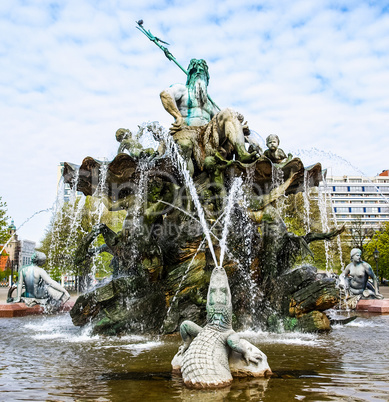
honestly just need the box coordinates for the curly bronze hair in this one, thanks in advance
[186,58,210,86]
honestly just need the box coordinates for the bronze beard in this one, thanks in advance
[188,74,208,108]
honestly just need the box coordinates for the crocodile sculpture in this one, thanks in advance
[171,266,271,388]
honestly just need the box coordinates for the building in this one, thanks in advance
[2,220,36,271]
[57,162,73,203]
[3,220,19,270]
[19,239,36,267]
[57,162,84,202]
[324,170,389,230]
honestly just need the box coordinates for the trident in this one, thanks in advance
[136,20,220,111]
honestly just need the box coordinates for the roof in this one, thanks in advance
[0,255,9,271]
[8,219,16,231]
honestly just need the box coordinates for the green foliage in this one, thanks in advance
[347,215,374,253]
[39,196,125,281]
[0,196,11,245]
[282,190,346,272]
[364,222,389,282]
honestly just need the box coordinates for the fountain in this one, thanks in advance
[61,56,343,345]
[3,25,389,401]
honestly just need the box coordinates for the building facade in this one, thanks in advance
[2,220,36,271]
[57,162,83,202]
[324,170,389,230]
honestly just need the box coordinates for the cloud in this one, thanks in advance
[0,0,388,242]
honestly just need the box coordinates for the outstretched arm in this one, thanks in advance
[38,268,70,300]
[179,320,202,354]
[227,333,262,365]
[304,225,345,244]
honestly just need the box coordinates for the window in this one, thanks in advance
[336,207,349,213]
[349,186,362,192]
[365,208,378,213]
[351,208,363,213]
[334,186,347,192]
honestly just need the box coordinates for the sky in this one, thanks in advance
[1,0,388,244]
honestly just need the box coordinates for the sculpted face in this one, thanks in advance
[350,248,363,264]
[208,278,229,306]
[266,135,279,151]
[186,59,209,107]
[206,267,232,329]
[351,250,362,263]
[186,59,209,86]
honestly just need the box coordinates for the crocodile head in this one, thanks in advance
[206,266,233,331]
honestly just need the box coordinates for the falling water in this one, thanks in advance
[317,185,331,271]
[143,122,218,267]
[47,178,66,273]
[0,207,54,256]
[303,169,311,233]
[271,164,286,215]
[165,215,225,319]
[89,161,109,283]
[126,158,150,267]
[328,194,345,271]
[230,180,262,321]
[95,160,109,223]
[295,148,389,204]
[65,169,86,248]
[219,178,243,267]
[66,195,87,250]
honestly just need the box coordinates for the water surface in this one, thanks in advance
[1,313,388,401]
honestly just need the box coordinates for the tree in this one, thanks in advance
[364,222,389,283]
[38,196,125,286]
[0,196,10,245]
[348,215,374,254]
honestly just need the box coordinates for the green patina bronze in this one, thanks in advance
[63,44,344,336]
[136,20,220,111]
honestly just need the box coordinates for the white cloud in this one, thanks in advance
[1,0,388,242]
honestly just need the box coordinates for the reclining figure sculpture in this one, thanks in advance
[10,251,70,308]
[340,248,383,301]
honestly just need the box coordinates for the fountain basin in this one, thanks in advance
[1,313,389,401]
[356,299,389,313]
[0,301,74,317]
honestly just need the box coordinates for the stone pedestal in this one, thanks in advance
[0,302,74,318]
[356,299,389,313]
